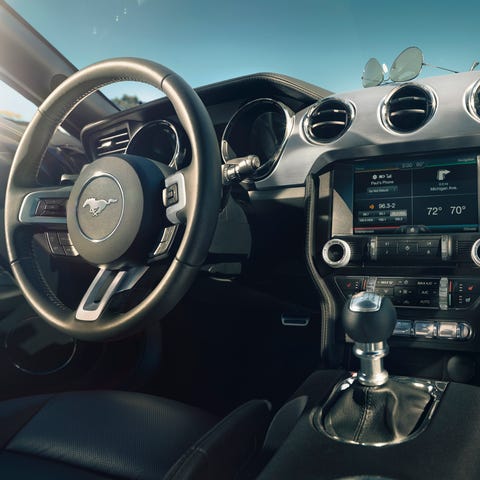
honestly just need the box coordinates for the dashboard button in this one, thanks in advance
[418,247,437,256]
[375,287,394,296]
[378,247,396,256]
[400,297,417,307]
[416,279,439,287]
[45,232,60,247]
[414,322,436,338]
[57,232,72,246]
[418,239,438,248]
[50,245,65,256]
[63,246,79,257]
[437,322,458,339]
[393,321,412,336]
[394,286,417,297]
[378,240,397,249]
[376,278,396,287]
[398,242,418,254]
[335,277,364,294]
[417,298,435,307]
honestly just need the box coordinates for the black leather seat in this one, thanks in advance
[0,390,271,479]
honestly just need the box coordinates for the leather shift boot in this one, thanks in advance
[323,379,432,444]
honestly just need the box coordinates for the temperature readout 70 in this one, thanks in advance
[427,205,467,215]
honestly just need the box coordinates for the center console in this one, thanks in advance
[256,291,480,479]
[315,150,480,357]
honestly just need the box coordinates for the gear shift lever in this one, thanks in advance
[323,291,432,444]
[343,292,396,386]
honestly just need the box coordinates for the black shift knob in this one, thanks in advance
[343,292,397,343]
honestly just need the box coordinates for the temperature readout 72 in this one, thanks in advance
[427,205,467,216]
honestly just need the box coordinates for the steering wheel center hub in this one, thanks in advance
[67,154,166,267]
[77,174,124,241]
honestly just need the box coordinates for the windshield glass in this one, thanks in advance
[5,0,480,119]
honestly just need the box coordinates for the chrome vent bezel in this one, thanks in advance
[221,98,294,182]
[95,126,130,157]
[466,78,480,121]
[381,84,436,134]
[303,98,354,144]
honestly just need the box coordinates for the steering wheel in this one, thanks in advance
[5,58,221,341]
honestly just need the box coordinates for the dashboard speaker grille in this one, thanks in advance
[384,85,435,133]
[95,126,130,157]
[304,99,353,143]
[346,239,364,260]
[455,239,474,259]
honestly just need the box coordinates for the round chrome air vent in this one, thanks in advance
[466,79,480,121]
[126,120,187,169]
[381,84,436,133]
[303,98,354,144]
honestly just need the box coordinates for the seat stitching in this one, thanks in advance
[353,388,370,442]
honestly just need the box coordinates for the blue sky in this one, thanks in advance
[4,0,480,120]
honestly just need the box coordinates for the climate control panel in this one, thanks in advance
[335,276,480,310]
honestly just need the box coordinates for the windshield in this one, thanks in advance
[4,0,480,120]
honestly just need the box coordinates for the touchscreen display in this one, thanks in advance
[353,155,479,234]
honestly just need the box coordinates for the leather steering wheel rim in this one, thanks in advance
[5,58,221,341]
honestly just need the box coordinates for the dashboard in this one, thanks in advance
[77,70,480,369]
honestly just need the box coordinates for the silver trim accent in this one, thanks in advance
[471,238,480,267]
[302,97,355,144]
[414,321,437,338]
[164,171,187,224]
[437,321,459,340]
[281,315,310,327]
[19,186,71,225]
[96,126,130,157]
[316,373,448,447]
[76,266,148,322]
[322,239,351,268]
[221,98,294,181]
[393,320,413,337]
[439,277,449,310]
[458,322,473,340]
[82,197,118,216]
[465,78,480,122]
[379,83,437,135]
[151,225,178,258]
[353,341,389,386]
[349,291,382,312]
[441,234,452,261]
[126,119,186,169]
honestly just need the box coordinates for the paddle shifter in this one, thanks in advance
[323,291,432,444]
[343,291,396,386]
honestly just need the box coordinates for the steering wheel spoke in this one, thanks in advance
[149,224,179,261]
[76,266,149,322]
[18,185,71,226]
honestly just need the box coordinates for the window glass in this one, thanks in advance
[1,80,36,123]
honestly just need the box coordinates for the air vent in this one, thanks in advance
[383,84,435,133]
[95,127,130,157]
[467,80,480,120]
[304,99,353,143]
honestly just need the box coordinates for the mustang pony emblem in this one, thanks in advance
[82,197,118,216]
